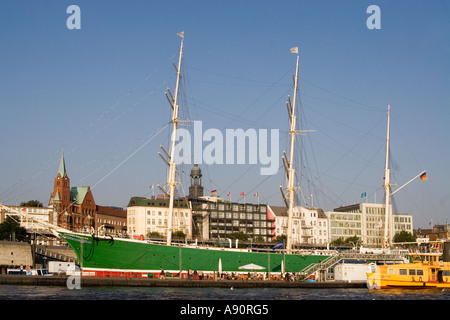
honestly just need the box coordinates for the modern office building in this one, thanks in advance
[330,202,414,246]
[191,196,274,242]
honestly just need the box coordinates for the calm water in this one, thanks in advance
[0,285,444,319]
[0,285,449,300]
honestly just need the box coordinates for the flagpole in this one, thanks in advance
[254,193,260,206]
[390,170,427,196]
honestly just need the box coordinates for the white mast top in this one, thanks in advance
[383,104,391,249]
[286,47,300,255]
[166,32,184,246]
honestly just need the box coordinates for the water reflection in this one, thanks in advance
[1,285,449,301]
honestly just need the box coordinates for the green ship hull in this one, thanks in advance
[58,231,327,278]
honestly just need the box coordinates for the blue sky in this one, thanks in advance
[0,1,449,228]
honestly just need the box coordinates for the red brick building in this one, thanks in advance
[48,151,96,232]
[96,205,127,236]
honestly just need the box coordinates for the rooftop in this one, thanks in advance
[127,196,191,209]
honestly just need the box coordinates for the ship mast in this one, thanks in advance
[164,31,184,246]
[286,47,300,255]
[383,105,391,250]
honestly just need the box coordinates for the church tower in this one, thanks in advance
[189,164,204,198]
[48,150,97,232]
[49,150,72,229]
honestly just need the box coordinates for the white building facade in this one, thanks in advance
[331,202,414,246]
[127,197,192,239]
[269,202,413,247]
[268,205,329,246]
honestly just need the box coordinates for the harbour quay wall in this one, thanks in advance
[0,275,366,288]
[0,241,33,273]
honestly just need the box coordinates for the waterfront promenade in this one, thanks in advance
[0,274,366,289]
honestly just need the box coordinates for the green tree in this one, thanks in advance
[252,236,265,243]
[229,232,248,241]
[172,230,186,239]
[330,236,361,246]
[331,237,345,246]
[393,230,417,243]
[20,200,43,207]
[147,231,162,238]
[0,216,27,241]
[345,236,362,245]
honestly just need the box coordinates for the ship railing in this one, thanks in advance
[299,255,341,280]
[146,239,252,252]
[35,246,78,263]
[298,251,409,281]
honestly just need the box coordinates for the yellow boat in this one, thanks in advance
[367,242,450,289]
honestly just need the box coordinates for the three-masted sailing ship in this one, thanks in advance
[2,33,326,278]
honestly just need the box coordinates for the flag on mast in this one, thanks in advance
[420,172,427,181]
[273,240,285,250]
[290,47,298,54]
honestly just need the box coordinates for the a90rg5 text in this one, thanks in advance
[223,304,269,315]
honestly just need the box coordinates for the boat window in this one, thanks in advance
[388,269,394,275]
[409,269,416,276]
[399,269,407,275]
[443,270,450,276]
[417,269,424,276]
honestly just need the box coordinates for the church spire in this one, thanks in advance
[58,149,67,178]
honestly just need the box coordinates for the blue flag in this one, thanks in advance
[273,240,285,250]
